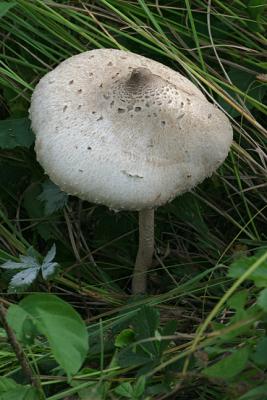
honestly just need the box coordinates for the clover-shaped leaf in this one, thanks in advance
[1,244,59,292]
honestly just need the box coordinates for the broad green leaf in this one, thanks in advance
[118,349,152,368]
[7,304,32,343]
[0,118,34,149]
[252,337,267,367]
[239,384,267,400]
[7,304,37,345]
[0,2,16,19]
[133,376,146,398]
[145,382,171,397]
[0,377,38,400]
[78,384,107,400]
[159,320,177,353]
[19,294,89,377]
[204,345,226,357]
[227,291,248,310]
[71,369,108,399]
[114,382,134,398]
[0,378,17,393]
[0,387,38,400]
[257,288,267,311]
[118,306,161,368]
[132,306,160,356]
[228,251,267,287]
[38,180,68,215]
[225,310,251,340]
[115,328,135,348]
[203,347,249,379]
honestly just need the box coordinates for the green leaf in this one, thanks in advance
[41,261,58,280]
[1,254,40,293]
[132,306,160,356]
[115,328,135,348]
[145,382,171,397]
[6,304,37,345]
[0,378,17,393]
[0,2,16,19]
[117,306,162,368]
[9,268,39,292]
[71,370,108,399]
[238,384,267,400]
[133,376,146,398]
[114,382,134,398]
[117,349,152,368]
[227,291,248,310]
[0,118,34,149]
[252,337,267,367]
[43,244,56,264]
[1,246,59,292]
[225,310,251,340]
[1,255,40,271]
[257,288,267,311]
[0,378,38,400]
[159,320,177,353]
[38,180,68,215]
[41,244,59,280]
[228,251,267,287]
[203,347,249,379]
[0,387,38,400]
[19,294,89,377]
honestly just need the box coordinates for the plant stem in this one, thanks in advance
[0,302,44,398]
[132,209,154,294]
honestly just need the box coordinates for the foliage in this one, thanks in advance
[7,294,89,378]
[203,347,250,379]
[0,377,38,400]
[38,181,68,216]
[115,377,146,399]
[0,244,59,292]
[0,118,34,149]
[228,248,267,287]
[0,0,266,399]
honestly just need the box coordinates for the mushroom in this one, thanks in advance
[30,49,233,294]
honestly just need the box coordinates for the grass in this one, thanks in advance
[0,0,267,399]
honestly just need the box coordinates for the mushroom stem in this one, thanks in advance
[132,209,154,294]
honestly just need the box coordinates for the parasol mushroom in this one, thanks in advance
[30,49,233,294]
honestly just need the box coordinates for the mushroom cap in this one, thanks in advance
[30,48,232,210]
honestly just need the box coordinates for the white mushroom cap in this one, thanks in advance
[30,49,233,210]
